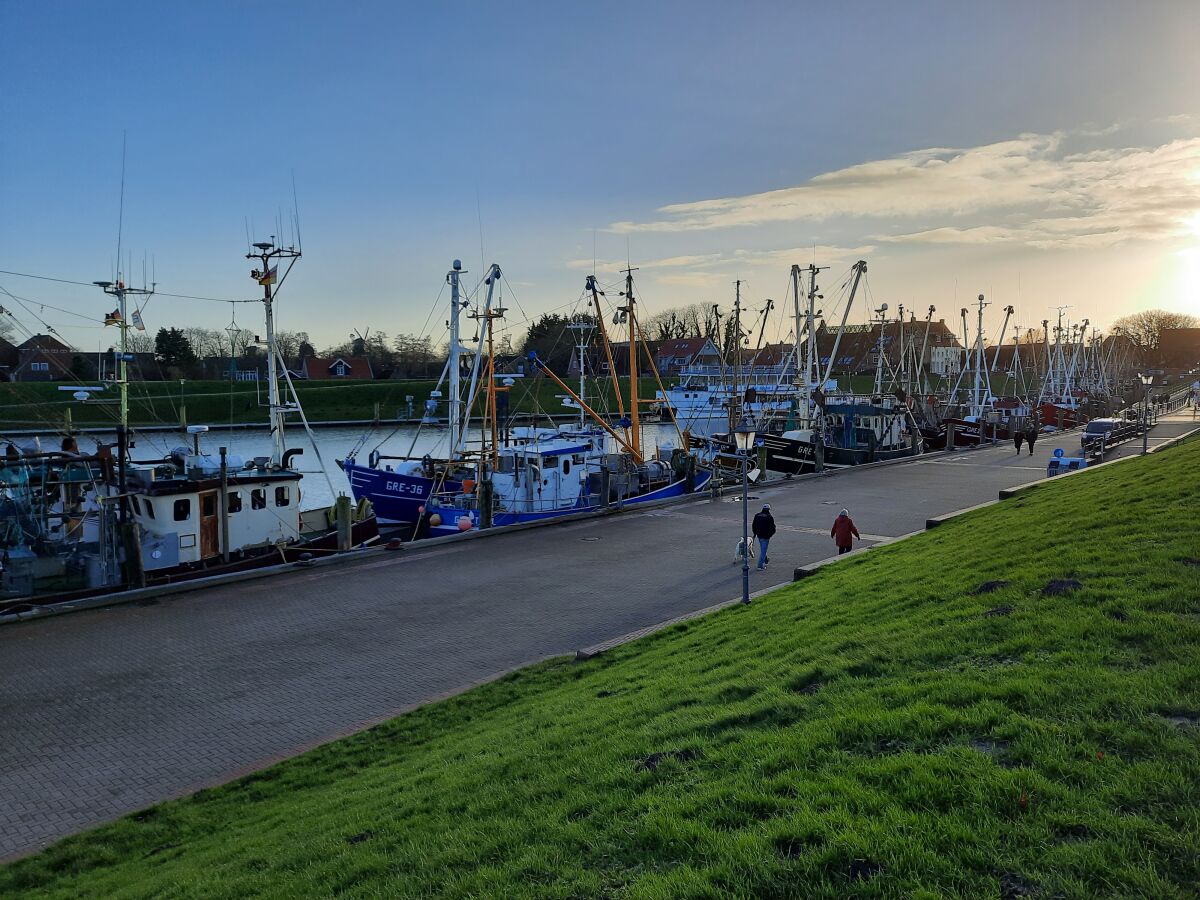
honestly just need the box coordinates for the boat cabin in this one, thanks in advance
[490,439,594,514]
[127,455,302,570]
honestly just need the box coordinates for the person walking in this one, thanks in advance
[1013,429,1025,454]
[831,508,860,555]
[1024,422,1038,456]
[751,503,776,570]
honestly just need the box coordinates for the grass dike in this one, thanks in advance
[4,440,1200,897]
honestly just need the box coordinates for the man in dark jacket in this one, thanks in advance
[1024,423,1038,456]
[751,503,776,570]
[831,508,860,555]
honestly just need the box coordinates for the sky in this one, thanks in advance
[2,1,1199,356]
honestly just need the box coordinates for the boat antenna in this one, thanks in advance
[116,131,126,283]
[291,170,304,254]
[476,184,486,280]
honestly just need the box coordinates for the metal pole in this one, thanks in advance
[741,448,750,604]
[219,446,230,562]
[262,277,285,469]
[1142,384,1149,454]
[448,260,462,455]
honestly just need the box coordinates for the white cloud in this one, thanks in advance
[610,129,1200,250]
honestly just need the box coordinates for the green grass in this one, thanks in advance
[0,377,673,430]
[5,442,1200,898]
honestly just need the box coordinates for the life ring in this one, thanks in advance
[368,450,381,469]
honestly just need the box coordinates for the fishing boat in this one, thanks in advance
[1,239,378,615]
[339,259,488,525]
[421,269,711,536]
[699,260,920,475]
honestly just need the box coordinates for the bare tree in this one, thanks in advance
[124,331,155,354]
[274,330,309,362]
[181,326,225,360]
[642,302,723,342]
[1110,309,1198,351]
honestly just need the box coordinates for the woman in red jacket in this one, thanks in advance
[831,508,860,555]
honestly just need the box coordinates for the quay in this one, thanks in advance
[1,412,1196,860]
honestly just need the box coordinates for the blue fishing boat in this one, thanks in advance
[340,259,495,525]
[422,267,711,536]
[422,430,709,536]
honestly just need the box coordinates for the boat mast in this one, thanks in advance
[247,239,300,468]
[791,265,804,414]
[991,305,1014,376]
[732,280,743,431]
[819,260,866,387]
[95,274,154,520]
[917,305,935,395]
[972,294,989,415]
[793,264,825,425]
[1063,319,1088,404]
[586,275,626,423]
[620,266,641,458]
[446,259,466,457]
[872,303,888,397]
[567,316,593,429]
[466,264,502,465]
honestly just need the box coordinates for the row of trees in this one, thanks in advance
[132,327,471,380]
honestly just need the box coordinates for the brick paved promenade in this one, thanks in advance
[1,416,1194,859]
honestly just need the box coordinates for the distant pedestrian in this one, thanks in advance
[752,503,776,570]
[1013,430,1025,454]
[831,508,860,555]
[1024,424,1038,456]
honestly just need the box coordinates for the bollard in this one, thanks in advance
[479,479,494,529]
[336,494,353,551]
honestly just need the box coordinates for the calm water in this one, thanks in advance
[9,422,684,510]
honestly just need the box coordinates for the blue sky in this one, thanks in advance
[2,1,1198,353]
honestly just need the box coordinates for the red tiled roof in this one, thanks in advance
[302,356,374,380]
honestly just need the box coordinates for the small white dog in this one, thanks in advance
[734,537,756,564]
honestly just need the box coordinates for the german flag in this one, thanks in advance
[258,265,278,286]
[103,309,122,326]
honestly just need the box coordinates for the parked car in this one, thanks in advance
[1081,417,1121,450]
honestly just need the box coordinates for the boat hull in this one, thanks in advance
[343,459,461,526]
[426,470,713,537]
[0,517,380,617]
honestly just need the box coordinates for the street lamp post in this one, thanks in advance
[1139,372,1153,455]
[734,417,756,605]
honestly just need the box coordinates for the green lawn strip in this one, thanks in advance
[4,441,1199,898]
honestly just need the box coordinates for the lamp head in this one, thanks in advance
[733,417,756,451]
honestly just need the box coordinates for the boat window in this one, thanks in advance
[562,459,571,475]
[252,489,266,510]
[173,498,191,522]
[202,494,216,518]
[131,495,141,515]
[144,499,155,519]
[228,492,242,514]
[275,486,290,507]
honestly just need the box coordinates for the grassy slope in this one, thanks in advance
[4,442,1200,898]
[0,378,672,430]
